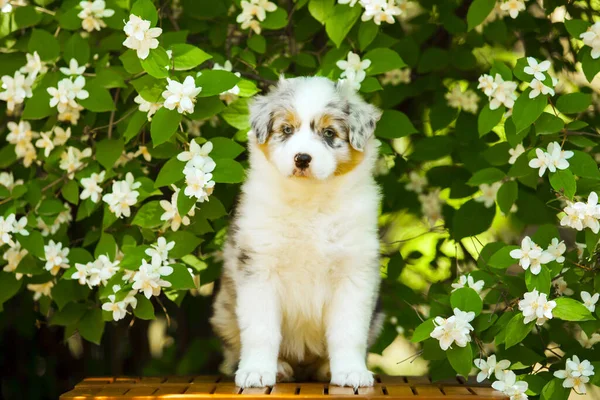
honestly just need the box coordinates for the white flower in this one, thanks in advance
[337,52,371,85]
[545,238,566,263]
[510,236,552,275]
[145,237,175,264]
[445,85,479,114]
[529,79,555,98]
[451,274,485,294]
[1,0,13,13]
[59,147,92,179]
[518,289,556,325]
[134,95,162,120]
[0,71,34,112]
[528,142,572,177]
[338,0,359,6]
[560,192,600,233]
[3,243,28,280]
[477,74,497,97]
[27,281,55,301]
[78,0,115,32]
[236,0,277,34]
[500,0,526,19]
[491,371,529,399]
[0,172,23,191]
[577,330,600,349]
[7,120,38,161]
[60,59,86,76]
[184,168,215,202]
[160,187,195,231]
[430,308,474,350]
[162,76,202,114]
[43,240,70,276]
[0,214,16,247]
[419,189,444,226]
[380,68,411,86]
[524,57,551,81]
[485,74,518,110]
[102,294,127,321]
[123,14,162,59]
[475,182,501,209]
[555,355,595,394]
[20,52,47,79]
[132,258,172,299]
[72,262,91,286]
[12,216,28,236]
[474,355,511,383]
[405,171,427,194]
[35,131,55,157]
[580,22,600,60]
[576,242,587,260]
[508,144,525,164]
[80,171,106,203]
[134,145,152,162]
[359,0,402,25]
[581,291,599,313]
[102,173,141,218]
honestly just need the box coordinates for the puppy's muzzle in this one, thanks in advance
[294,153,312,170]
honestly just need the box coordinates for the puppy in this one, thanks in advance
[211,76,383,389]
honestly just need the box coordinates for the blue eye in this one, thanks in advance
[283,126,293,135]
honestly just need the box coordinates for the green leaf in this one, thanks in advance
[569,150,600,180]
[505,313,534,349]
[261,8,288,30]
[564,19,590,38]
[131,0,158,26]
[221,98,250,130]
[308,0,335,24]
[177,189,196,217]
[164,231,202,258]
[447,344,472,377]
[95,139,124,170]
[512,91,547,133]
[466,0,496,31]
[358,21,378,51]
[553,297,595,321]
[61,180,79,205]
[124,111,147,143]
[15,254,42,275]
[189,96,227,120]
[411,318,435,343]
[77,308,105,345]
[132,201,164,229]
[140,47,169,79]
[50,302,88,326]
[196,70,241,97]
[549,169,576,200]
[487,245,519,269]
[199,197,227,220]
[64,33,90,65]
[133,295,155,320]
[210,137,245,160]
[359,77,383,93]
[525,266,551,294]
[534,112,564,135]
[374,110,417,139]
[450,288,483,316]
[95,233,117,259]
[14,6,43,29]
[497,181,518,215]
[18,230,45,258]
[452,200,496,240]
[155,157,185,188]
[540,378,571,400]
[120,246,149,270]
[28,29,60,61]
[212,159,245,183]
[556,92,592,114]
[467,168,505,186]
[151,108,182,146]
[79,82,115,112]
[163,263,196,290]
[411,136,453,161]
[477,105,504,136]
[170,44,212,71]
[120,50,144,74]
[325,4,361,47]
[247,35,266,54]
[22,82,56,120]
[0,272,22,306]
[364,48,405,76]
[580,47,600,83]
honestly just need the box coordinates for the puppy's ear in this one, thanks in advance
[248,95,272,144]
[337,81,382,151]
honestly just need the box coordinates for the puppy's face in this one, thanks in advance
[249,77,381,180]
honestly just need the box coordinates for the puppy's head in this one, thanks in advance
[249,77,381,180]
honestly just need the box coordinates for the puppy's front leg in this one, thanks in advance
[235,277,281,388]
[327,274,376,388]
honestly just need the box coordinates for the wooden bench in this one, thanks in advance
[60,375,507,399]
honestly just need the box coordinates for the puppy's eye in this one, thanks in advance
[282,126,293,135]
[323,128,335,138]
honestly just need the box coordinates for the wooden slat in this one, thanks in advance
[270,383,298,395]
[298,383,326,395]
[442,386,473,396]
[242,387,272,395]
[385,385,415,396]
[154,384,188,395]
[413,386,443,397]
[406,377,431,385]
[123,386,159,396]
[193,376,221,383]
[186,383,217,394]
[470,387,506,398]
[328,386,355,395]
[214,383,242,395]
[357,385,385,395]
[378,376,408,384]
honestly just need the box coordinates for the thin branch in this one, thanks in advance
[107,88,121,139]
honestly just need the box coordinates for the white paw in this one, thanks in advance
[277,360,294,382]
[330,369,374,388]
[235,368,276,388]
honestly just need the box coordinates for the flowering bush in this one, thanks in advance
[1,0,600,398]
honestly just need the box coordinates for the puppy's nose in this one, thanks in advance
[294,153,312,169]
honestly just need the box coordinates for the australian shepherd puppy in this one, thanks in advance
[211,76,383,389]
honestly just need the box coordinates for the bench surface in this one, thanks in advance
[60,375,507,399]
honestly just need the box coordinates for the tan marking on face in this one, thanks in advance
[271,108,301,134]
[312,113,349,139]
[334,146,365,176]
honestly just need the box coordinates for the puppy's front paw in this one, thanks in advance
[330,369,374,388]
[235,368,276,388]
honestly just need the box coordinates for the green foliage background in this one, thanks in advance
[1,0,600,399]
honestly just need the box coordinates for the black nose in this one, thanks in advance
[294,153,312,169]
